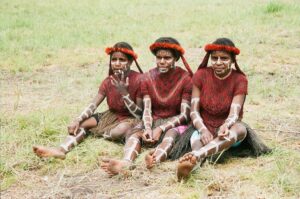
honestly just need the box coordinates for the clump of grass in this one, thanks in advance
[265,1,284,14]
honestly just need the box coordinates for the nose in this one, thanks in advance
[160,58,165,64]
[115,60,121,65]
[216,57,222,65]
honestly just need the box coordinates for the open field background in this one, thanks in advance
[1,0,300,198]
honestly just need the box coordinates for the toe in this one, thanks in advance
[191,156,197,164]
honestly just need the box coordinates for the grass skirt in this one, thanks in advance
[169,121,271,160]
[89,110,140,137]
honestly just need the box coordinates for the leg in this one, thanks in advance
[33,117,97,159]
[192,123,247,160]
[102,122,132,141]
[177,130,202,180]
[177,123,247,180]
[101,131,143,177]
[145,129,177,169]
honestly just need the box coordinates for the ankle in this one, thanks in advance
[58,147,67,154]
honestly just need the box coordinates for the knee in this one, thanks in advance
[162,136,174,145]
[125,131,141,141]
[232,124,247,140]
[190,130,200,144]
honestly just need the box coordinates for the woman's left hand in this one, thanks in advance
[218,123,229,140]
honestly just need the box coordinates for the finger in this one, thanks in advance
[110,79,116,86]
[225,127,229,135]
[121,71,125,82]
[200,137,205,145]
[73,125,79,136]
[114,73,121,82]
[125,77,129,86]
[111,76,119,84]
[142,133,149,141]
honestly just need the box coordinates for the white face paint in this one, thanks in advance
[211,57,231,66]
[210,51,233,77]
[111,51,130,75]
[155,49,176,74]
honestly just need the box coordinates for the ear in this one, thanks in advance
[128,59,133,66]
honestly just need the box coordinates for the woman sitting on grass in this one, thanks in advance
[171,38,270,180]
[101,37,194,176]
[33,42,143,160]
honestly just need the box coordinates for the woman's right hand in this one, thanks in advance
[200,129,213,146]
[142,128,153,144]
[67,120,80,135]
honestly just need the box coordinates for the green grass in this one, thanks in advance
[1,0,300,72]
[265,1,285,13]
[1,0,300,198]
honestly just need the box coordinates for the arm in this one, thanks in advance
[122,94,143,119]
[68,93,105,135]
[190,85,213,145]
[190,85,208,133]
[142,95,153,130]
[158,99,191,132]
[225,95,245,128]
[141,95,154,142]
[77,94,105,122]
[218,94,245,138]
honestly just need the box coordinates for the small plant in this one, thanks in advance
[265,1,284,14]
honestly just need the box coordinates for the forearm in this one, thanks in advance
[142,96,153,129]
[122,94,142,119]
[76,94,104,123]
[224,95,245,128]
[159,101,191,132]
[190,97,208,132]
[224,104,241,128]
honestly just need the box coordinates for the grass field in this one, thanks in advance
[1,0,300,198]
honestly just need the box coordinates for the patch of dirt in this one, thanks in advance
[1,163,180,199]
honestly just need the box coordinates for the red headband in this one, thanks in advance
[204,44,240,55]
[150,42,185,55]
[105,47,138,60]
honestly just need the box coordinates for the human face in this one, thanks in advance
[210,51,232,77]
[155,49,176,74]
[111,52,131,75]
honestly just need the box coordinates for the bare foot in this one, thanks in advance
[33,146,66,160]
[100,158,110,172]
[145,149,156,169]
[177,153,197,181]
[100,159,131,177]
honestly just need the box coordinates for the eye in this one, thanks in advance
[165,56,172,60]
[111,58,117,61]
[220,56,229,61]
[211,56,218,61]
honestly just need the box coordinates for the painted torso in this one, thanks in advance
[141,67,192,120]
[192,67,248,134]
[99,70,142,121]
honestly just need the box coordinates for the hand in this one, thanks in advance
[217,123,230,140]
[152,127,163,143]
[67,120,80,135]
[110,71,129,96]
[142,128,154,144]
[200,129,213,146]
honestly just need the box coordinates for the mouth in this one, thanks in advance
[158,67,169,73]
[113,69,123,75]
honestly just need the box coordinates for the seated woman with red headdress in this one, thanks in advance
[33,42,144,159]
[101,37,194,176]
[169,38,270,180]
